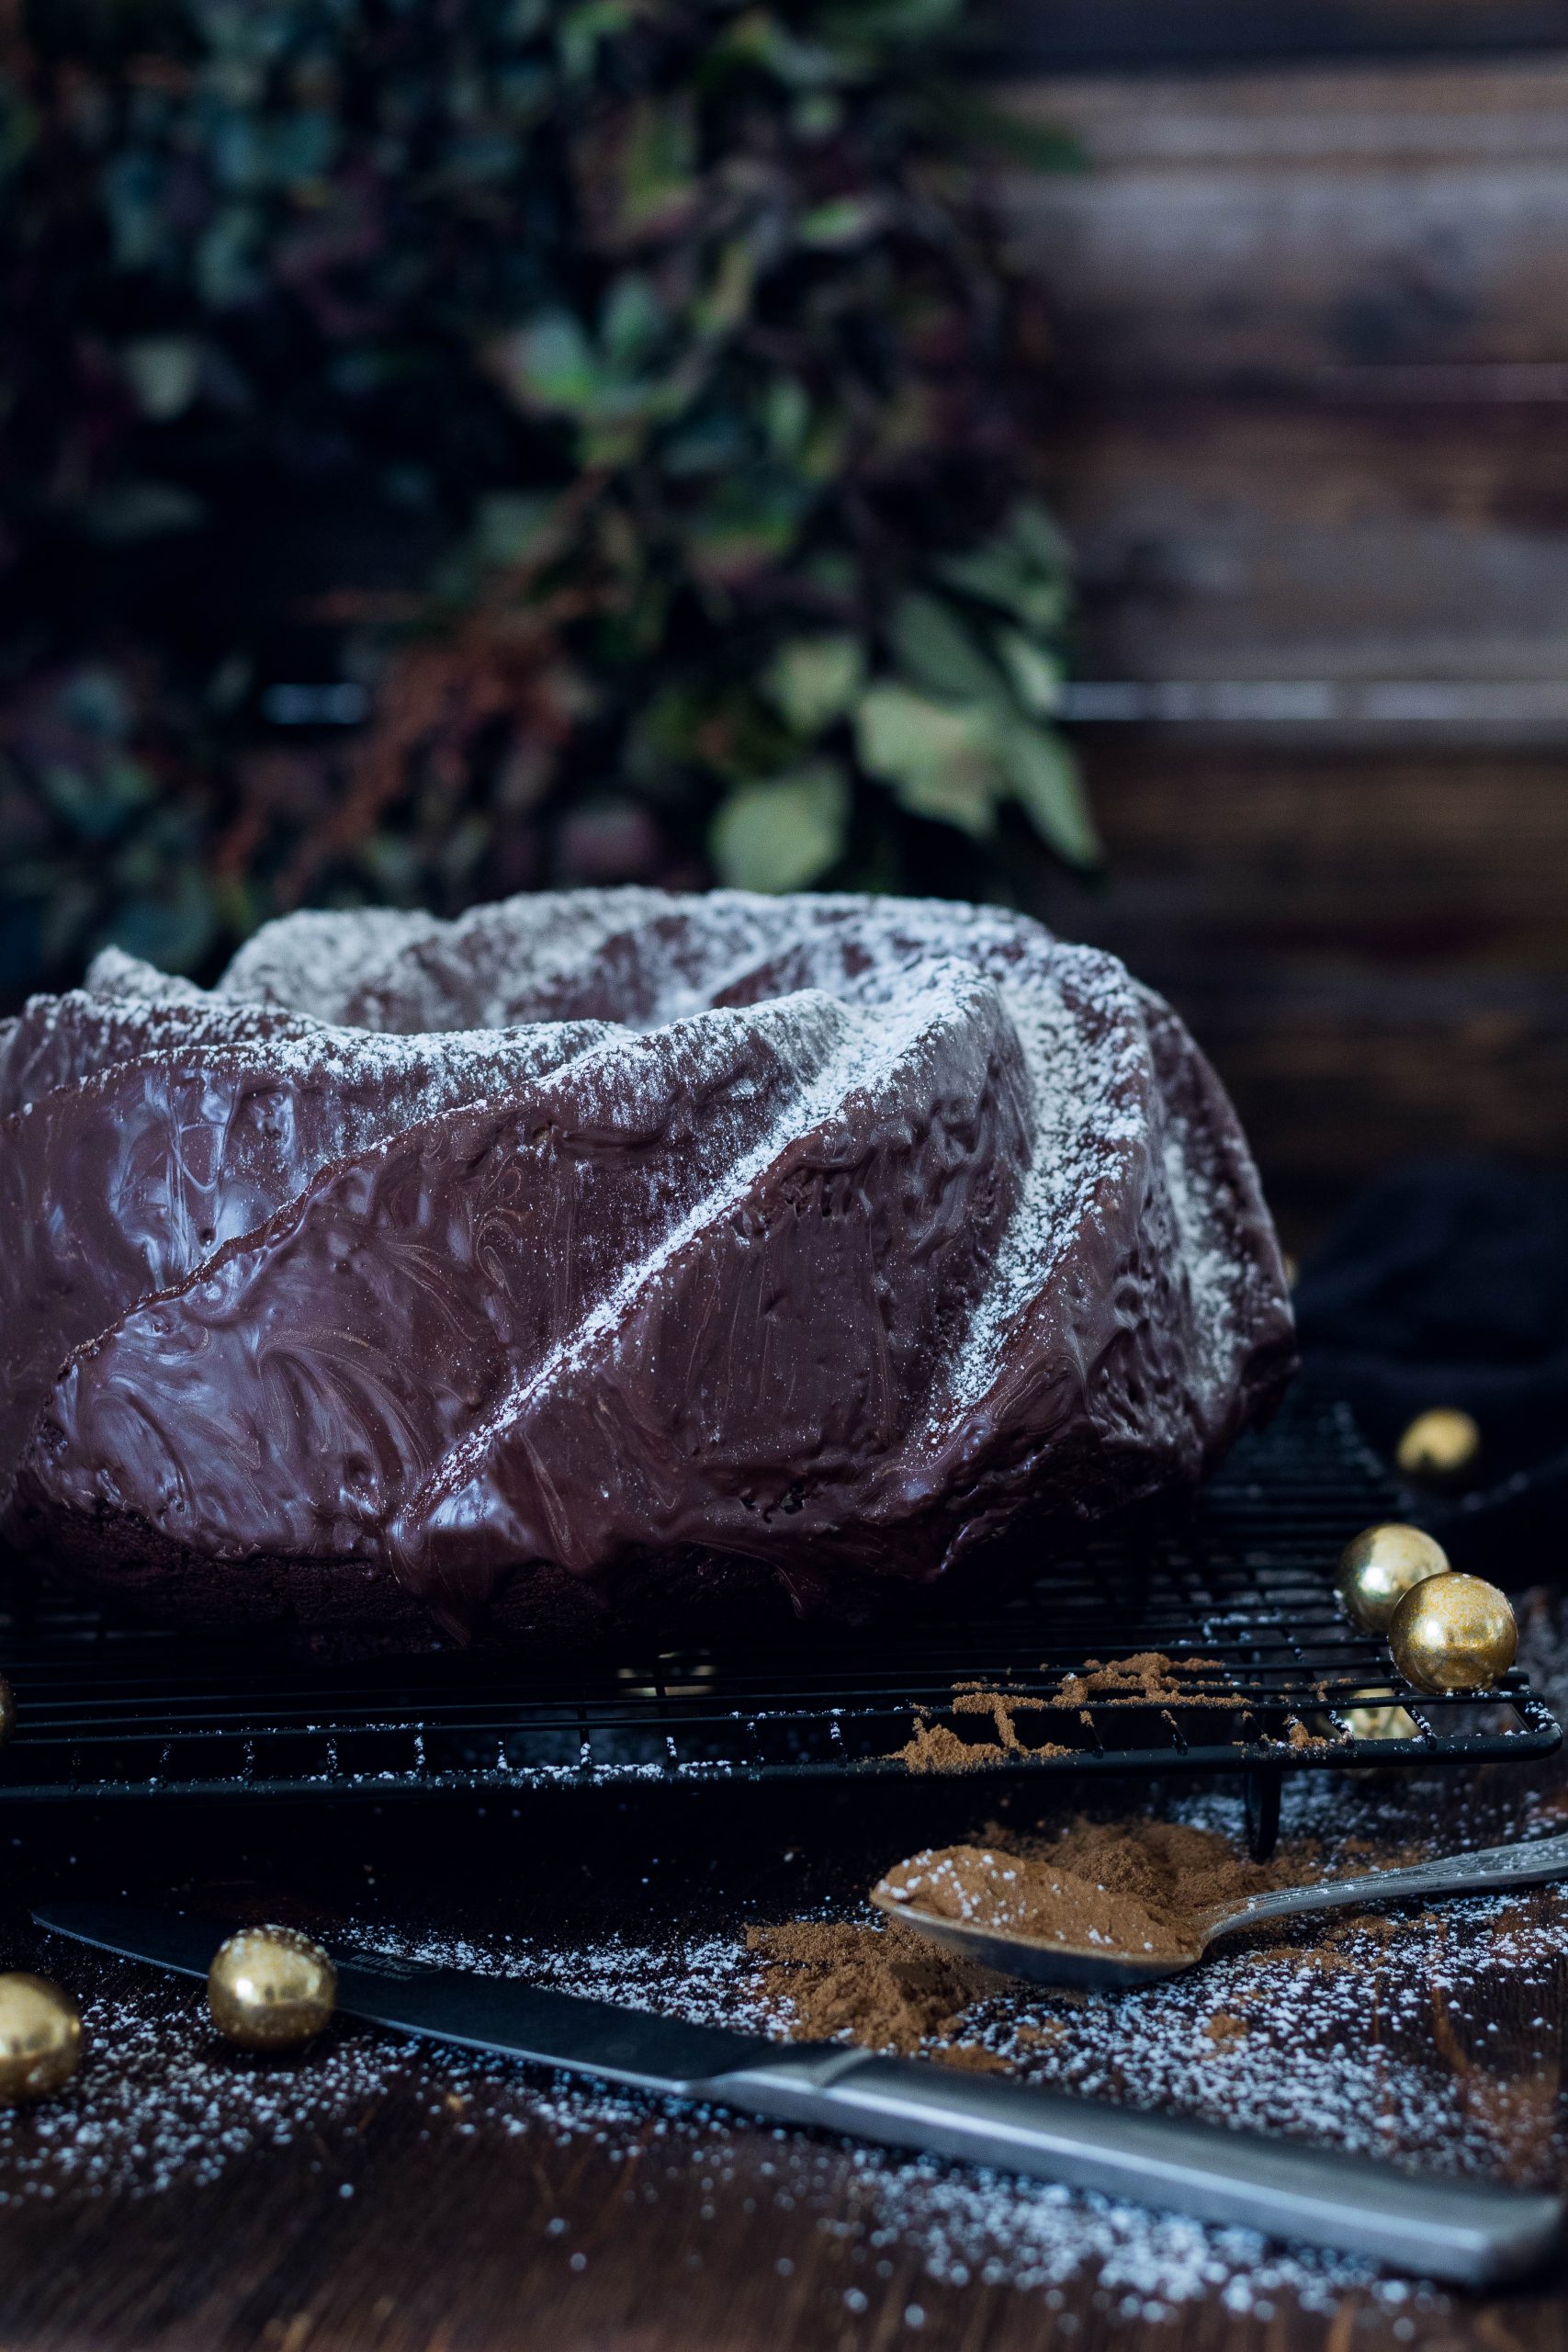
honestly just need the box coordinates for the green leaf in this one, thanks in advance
[887,592,1003,707]
[474,492,555,566]
[684,479,810,589]
[558,0,638,81]
[762,636,864,734]
[489,312,597,414]
[796,197,882,249]
[710,762,849,891]
[937,501,1072,634]
[763,376,811,458]
[996,628,1062,718]
[692,239,759,337]
[715,10,843,89]
[855,684,1003,838]
[998,721,1101,868]
[119,336,203,421]
[1010,500,1072,577]
[792,91,844,139]
[601,275,665,368]
[935,92,1086,174]
[612,96,697,240]
[818,0,965,50]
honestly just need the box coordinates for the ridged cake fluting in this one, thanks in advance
[0,890,1295,1645]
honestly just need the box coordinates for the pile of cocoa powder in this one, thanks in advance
[889,1656,1243,1773]
[747,1817,1314,2056]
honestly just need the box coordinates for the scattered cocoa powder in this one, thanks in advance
[940,2041,1013,2075]
[744,1918,998,2054]
[1071,1653,1235,1706]
[892,1690,1071,1773]
[886,1655,1236,1774]
[750,1816,1321,2053]
[1285,1718,1334,1750]
[891,1722,1003,1773]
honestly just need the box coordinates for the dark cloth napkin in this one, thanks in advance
[1292,1158,1568,1575]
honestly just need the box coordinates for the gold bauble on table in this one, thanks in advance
[208,1926,336,2052]
[1396,1408,1481,1483]
[0,1973,83,2104]
[1389,1572,1517,1695]
[1336,1522,1450,1634]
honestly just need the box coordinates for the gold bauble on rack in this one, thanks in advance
[1335,1522,1450,1634]
[1388,1572,1517,1695]
[1343,1693,1421,1742]
[1395,1408,1481,1484]
[0,1973,83,2104]
[208,1926,336,2052]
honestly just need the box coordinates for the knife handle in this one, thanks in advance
[705,2049,1562,2286]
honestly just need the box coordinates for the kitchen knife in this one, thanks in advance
[32,1899,1562,2287]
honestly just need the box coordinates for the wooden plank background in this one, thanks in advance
[993,51,1568,1236]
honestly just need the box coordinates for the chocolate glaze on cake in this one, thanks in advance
[0,891,1295,1645]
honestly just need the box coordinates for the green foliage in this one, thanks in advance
[0,0,1083,999]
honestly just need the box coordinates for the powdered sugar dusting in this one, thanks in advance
[937,947,1146,1419]
[200,888,1280,1484]
[216,908,447,1023]
[1161,1131,1238,1408]
[404,960,1011,1542]
[20,1597,1568,2322]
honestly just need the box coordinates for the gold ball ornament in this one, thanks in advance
[0,1973,83,2104]
[1396,1408,1481,1484]
[208,1926,335,2052]
[1389,1572,1517,1695]
[1336,1522,1450,1634]
[1344,1695,1420,1742]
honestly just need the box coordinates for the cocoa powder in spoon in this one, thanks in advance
[749,1819,1313,2054]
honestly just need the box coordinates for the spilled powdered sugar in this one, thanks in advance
[17,1604,1568,2335]
[0,1952,1438,2325]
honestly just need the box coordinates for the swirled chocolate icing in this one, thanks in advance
[0,890,1294,1646]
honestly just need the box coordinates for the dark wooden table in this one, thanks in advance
[1,1695,1566,2352]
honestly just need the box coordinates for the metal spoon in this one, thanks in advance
[870,1826,1568,1992]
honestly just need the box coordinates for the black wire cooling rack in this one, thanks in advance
[0,1393,1557,1855]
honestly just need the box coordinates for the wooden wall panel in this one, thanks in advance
[1047,402,1568,718]
[1054,754,1568,965]
[990,51,1568,1221]
[1037,754,1568,1228]
[990,1,1568,70]
[1000,59,1568,386]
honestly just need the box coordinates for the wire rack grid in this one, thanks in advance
[0,1395,1556,1856]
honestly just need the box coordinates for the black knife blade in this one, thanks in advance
[31,1901,778,2092]
[31,1898,1565,2287]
